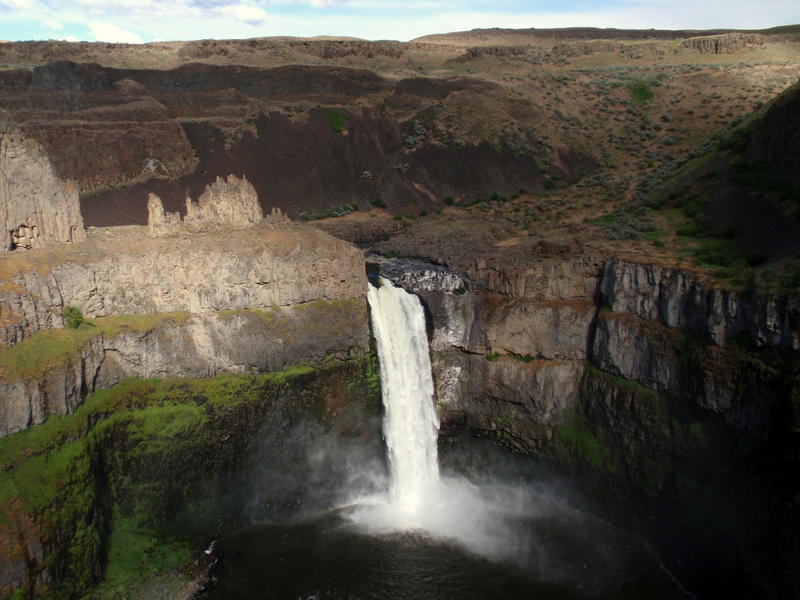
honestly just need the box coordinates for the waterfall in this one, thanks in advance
[367,276,440,516]
[354,276,538,563]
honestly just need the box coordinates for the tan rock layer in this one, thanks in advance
[0,223,365,347]
[147,175,289,237]
[0,133,85,254]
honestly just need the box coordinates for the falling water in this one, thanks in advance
[367,277,440,517]
[201,277,689,600]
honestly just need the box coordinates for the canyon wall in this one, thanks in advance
[0,358,381,600]
[384,256,799,433]
[0,299,368,437]
[378,254,800,599]
[0,222,364,347]
[0,221,369,437]
[0,216,375,597]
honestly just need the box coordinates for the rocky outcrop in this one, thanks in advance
[681,33,763,54]
[432,351,584,440]
[184,175,263,228]
[0,133,85,253]
[600,258,800,348]
[146,193,181,236]
[148,175,268,236]
[589,309,783,435]
[0,223,364,347]
[0,299,369,437]
[448,46,528,63]
[469,256,602,300]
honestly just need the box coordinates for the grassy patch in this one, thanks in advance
[90,510,192,599]
[0,313,190,382]
[586,364,660,402]
[553,414,617,472]
[590,209,657,240]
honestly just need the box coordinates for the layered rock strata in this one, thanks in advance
[377,254,800,599]
[381,256,799,437]
[0,223,363,347]
[0,222,368,435]
[0,299,369,437]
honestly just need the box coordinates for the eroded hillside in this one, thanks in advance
[0,26,797,257]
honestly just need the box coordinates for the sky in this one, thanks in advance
[0,0,796,44]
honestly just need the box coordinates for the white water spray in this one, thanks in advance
[351,276,553,564]
[367,277,440,517]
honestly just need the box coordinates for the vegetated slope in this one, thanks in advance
[0,28,798,245]
[744,81,800,182]
[646,81,800,291]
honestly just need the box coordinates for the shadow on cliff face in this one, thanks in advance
[80,111,559,226]
[0,60,598,226]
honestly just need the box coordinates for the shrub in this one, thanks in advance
[298,203,359,221]
[626,80,654,105]
[328,109,348,134]
[61,306,85,329]
[371,198,387,209]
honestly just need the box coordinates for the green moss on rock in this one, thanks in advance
[0,356,381,599]
[0,313,190,382]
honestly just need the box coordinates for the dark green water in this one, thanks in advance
[199,510,685,600]
[198,438,688,600]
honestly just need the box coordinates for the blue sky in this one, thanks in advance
[0,0,796,43]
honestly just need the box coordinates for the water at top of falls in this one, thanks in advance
[367,276,440,518]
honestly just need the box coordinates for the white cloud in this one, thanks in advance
[42,18,63,30]
[2,0,36,8]
[219,4,268,23]
[0,0,797,43]
[62,35,78,41]
[87,22,143,43]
